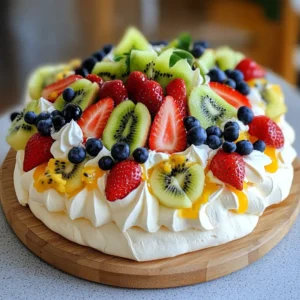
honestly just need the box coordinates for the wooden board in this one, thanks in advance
[0,149,300,289]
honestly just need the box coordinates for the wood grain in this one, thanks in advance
[0,149,299,289]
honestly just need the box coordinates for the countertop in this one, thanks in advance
[0,73,299,300]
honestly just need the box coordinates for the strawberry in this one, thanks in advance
[126,71,147,98]
[99,80,128,105]
[149,96,187,153]
[166,78,187,117]
[235,58,266,81]
[105,160,142,201]
[210,150,245,190]
[77,97,114,139]
[248,115,284,149]
[209,82,252,108]
[86,74,104,87]
[41,74,82,102]
[23,133,54,172]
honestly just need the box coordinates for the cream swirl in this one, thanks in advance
[37,97,55,113]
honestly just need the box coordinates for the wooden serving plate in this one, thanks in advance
[0,149,300,289]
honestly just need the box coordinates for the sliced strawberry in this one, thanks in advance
[248,115,284,149]
[235,58,266,81]
[23,133,54,172]
[41,74,82,102]
[149,96,187,154]
[99,80,128,105]
[209,82,252,108]
[86,74,104,87]
[166,78,187,117]
[77,97,114,139]
[105,160,142,201]
[126,71,147,99]
[210,150,245,190]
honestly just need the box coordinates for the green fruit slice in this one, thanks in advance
[54,79,99,111]
[215,46,245,71]
[102,100,151,153]
[188,85,237,129]
[196,49,216,75]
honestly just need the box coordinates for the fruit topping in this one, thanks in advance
[75,67,89,77]
[63,103,83,122]
[81,166,104,190]
[264,147,279,173]
[77,97,114,139]
[99,80,128,105]
[103,44,113,54]
[236,140,253,156]
[111,142,130,162]
[37,119,52,136]
[235,58,266,81]
[225,69,244,82]
[224,121,240,131]
[237,106,254,125]
[194,40,209,49]
[126,71,147,97]
[52,115,66,132]
[98,156,115,171]
[133,147,149,164]
[24,111,37,125]
[222,141,237,153]
[206,135,222,150]
[187,126,207,146]
[236,81,250,95]
[184,116,201,131]
[223,78,236,89]
[68,146,86,164]
[206,125,223,137]
[210,150,245,190]
[207,68,227,83]
[105,160,142,201]
[62,87,76,102]
[23,133,54,172]
[10,112,19,122]
[223,124,239,142]
[149,156,205,209]
[130,50,157,79]
[82,56,98,73]
[149,96,187,153]
[215,46,245,71]
[253,140,266,152]
[85,138,103,157]
[166,78,187,117]
[85,74,104,87]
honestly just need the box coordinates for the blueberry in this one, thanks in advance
[253,140,266,152]
[37,119,52,136]
[68,147,86,164]
[223,78,236,89]
[191,45,205,58]
[151,40,168,46]
[50,110,63,118]
[133,147,149,164]
[103,44,113,54]
[86,138,103,157]
[207,135,222,150]
[223,126,239,142]
[62,88,75,103]
[82,56,97,72]
[224,121,240,131]
[225,69,244,83]
[236,81,250,95]
[98,156,114,171]
[111,142,130,162]
[184,116,200,131]
[10,112,19,122]
[237,106,254,125]
[93,50,106,61]
[187,126,207,146]
[24,111,37,124]
[222,141,237,153]
[63,104,82,122]
[236,140,253,156]
[52,115,66,132]
[35,112,51,125]
[194,40,209,49]
[207,68,226,83]
[206,126,222,137]
[75,67,89,77]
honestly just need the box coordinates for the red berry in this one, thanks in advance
[235,58,266,81]
[23,133,54,172]
[126,71,147,98]
[105,160,142,201]
[86,74,104,87]
[248,115,284,149]
[149,96,187,154]
[210,150,245,190]
[166,78,187,117]
[77,97,114,139]
[99,80,128,105]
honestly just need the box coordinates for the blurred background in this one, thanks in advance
[0,0,300,160]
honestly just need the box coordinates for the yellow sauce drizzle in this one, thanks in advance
[228,183,248,214]
[81,166,104,191]
[33,163,48,180]
[264,147,278,173]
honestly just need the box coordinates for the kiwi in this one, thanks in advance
[188,85,237,129]
[102,100,151,153]
[196,49,215,75]
[149,161,205,209]
[130,49,158,79]
[6,101,39,151]
[92,57,129,81]
[215,46,245,70]
[54,79,99,111]
[114,27,152,56]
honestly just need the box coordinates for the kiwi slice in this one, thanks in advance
[215,46,245,70]
[6,101,39,151]
[114,27,152,56]
[188,85,237,129]
[149,161,205,209]
[196,49,216,75]
[92,57,129,81]
[54,79,99,111]
[102,100,151,153]
[130,49,158,79]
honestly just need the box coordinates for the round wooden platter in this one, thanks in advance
[0,149,300,289]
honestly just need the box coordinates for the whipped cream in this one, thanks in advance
[37,97,55,113]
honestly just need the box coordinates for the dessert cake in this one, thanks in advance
[7,28,296,261]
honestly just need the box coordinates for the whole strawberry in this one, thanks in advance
[210,150,245,190]
[248,115,284,149]
[105,160,142,201]
[235,58,266,81]
[86,74,104,87]
[99,80,128,105]
[126,71,147,98]
[166,78,187,117]
[23,133,54,172]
